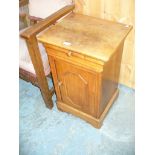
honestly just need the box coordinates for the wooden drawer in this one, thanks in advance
[45,45,104,73]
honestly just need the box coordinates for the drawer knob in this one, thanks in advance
[67,51,72,57]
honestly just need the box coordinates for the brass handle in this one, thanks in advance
[67,51,72,57]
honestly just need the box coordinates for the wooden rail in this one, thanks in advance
[20,5,75,39]
[20,4,75,108]
[19,0,29,7]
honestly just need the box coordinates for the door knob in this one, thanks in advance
[67,51,72,57]
[58,81,63,86]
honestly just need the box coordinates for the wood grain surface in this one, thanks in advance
[73,0,135,88]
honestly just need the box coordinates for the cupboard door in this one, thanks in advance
[55,59,97,117]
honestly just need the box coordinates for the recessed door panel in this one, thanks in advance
[55,59,97,116]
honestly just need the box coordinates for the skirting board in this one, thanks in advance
[57,88,119,128]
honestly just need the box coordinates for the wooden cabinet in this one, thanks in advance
[37,13,132,128]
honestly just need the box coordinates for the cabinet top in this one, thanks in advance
[37,13,132,62]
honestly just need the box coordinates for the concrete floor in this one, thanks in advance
[19,78,135,155]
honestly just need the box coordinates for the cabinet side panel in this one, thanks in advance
[98,42,124,117]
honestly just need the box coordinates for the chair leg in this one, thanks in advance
[39,85,53,109]
[26,36,53,109]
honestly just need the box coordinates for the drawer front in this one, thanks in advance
[47,47,84,63]
[45,46,104,73]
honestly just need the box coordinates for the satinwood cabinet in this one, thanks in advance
[37,13,132,128]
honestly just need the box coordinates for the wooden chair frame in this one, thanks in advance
[19,0,75,108]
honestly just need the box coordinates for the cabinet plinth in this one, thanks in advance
[37,13,132,128]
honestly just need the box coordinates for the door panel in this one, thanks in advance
[63,72,88,109]
[55,59,97,116]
